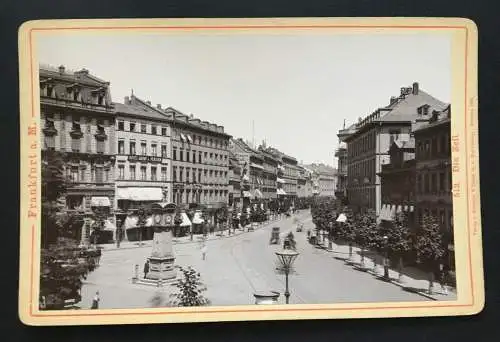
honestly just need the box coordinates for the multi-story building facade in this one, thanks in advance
[413,105,454,269]
[40,65,116,214]
[113,96,172,212]
[258,149,279,200]
[230,139,267,202]
[341,82,448,215]
[159,107,232,211]
[378,137,416,223]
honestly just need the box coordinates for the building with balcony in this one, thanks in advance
[40,65,116,214]
[340,82,448,215]
[378,137,416,223]
[227,151,242,208]
[257,147,279,200]
[113,96,172,212]
[230,138,267,202]
[335,142,348,199]
[413,105,454,270]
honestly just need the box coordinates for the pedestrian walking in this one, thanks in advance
[143,260,150,279]
[201,243,208,260]
[91,291,100,309]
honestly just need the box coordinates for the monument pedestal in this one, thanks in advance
[146,255,176,281]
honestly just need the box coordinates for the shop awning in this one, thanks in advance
[123,215,154,229]
[243,191,252,198]
[336,213,347,223]
[116,187,163,201]
[277,188,287,195]
[180,212,191,227]
[242,174,250,182]
[186,134,192,143]
[276,178,285,184]
[90,197,111,207]
[250,163,264,170]
[192,211,204,224]
[252,189,263,198]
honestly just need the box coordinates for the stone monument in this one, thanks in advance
[143,202,178,282]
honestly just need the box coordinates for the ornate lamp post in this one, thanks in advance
[275,249,299,304]
[383,235,390,280]
[328,221,334,250]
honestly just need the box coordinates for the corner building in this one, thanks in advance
[39,65,116,212]
[341,82,447,215]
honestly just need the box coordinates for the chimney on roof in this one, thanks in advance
[412,82,419,95]
[189,114,194,119]
[157,104,162,109]
[146,101,151,106]
[124,96,130,104]
[390,96,397,104]
[58,65,65,74]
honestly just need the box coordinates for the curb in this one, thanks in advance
[314,243,452,301]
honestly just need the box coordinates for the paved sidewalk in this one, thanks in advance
[98,213,307,252]
[313,236,457,301]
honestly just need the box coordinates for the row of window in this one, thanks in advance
[348,158,376,185]
[174,131,228,150]
[348,130,378,158]
[173,148,228,165]
[172,166,228,183]
[118,140,168,157]
[416,133,450,160]
[117,120,168,136]
[416,169,452,194]
[66,166,111,183]
[45,136,109,154]
[173,189,228,205]
[117,164,168,182]
[41,84,106,105]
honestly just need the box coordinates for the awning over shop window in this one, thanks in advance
[276,178,285,184]
[180,212,191,227]
[252,189,263,198]
[116,187,163,201]
[124,215,154,229]
[277,188,287,195]
[336,213,347,223]
[192,211,204,224]
[250,163,264,170]
[186,134,192,143]
[242,191,252,198]
[90,197,111,207]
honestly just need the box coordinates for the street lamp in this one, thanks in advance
[328,221,334,250]
[275,249,299,304]
[383,235,390,280]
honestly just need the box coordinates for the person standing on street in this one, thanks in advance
[91,291,100,309]
[201,243,208,260]
[144,260,150,279]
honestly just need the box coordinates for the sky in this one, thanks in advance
[37,31,451,166]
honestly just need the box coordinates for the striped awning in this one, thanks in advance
[277,188,287,195]
[276,178,285,184]
[90,196,110,207]
[243,191,252,198]
[252,189,263,198]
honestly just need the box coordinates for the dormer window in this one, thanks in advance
[417,104,430,116]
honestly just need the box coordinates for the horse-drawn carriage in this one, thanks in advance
[269,227,280,244]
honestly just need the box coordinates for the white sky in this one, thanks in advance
[37,31,451,166]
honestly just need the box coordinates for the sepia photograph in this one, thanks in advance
[18,18,482,325]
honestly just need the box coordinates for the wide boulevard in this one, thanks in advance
[80,210,427,309]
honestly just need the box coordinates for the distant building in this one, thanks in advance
[302,163,337,197]
[39,65,116,214]
[413,105,454,269]
[261,146,299,202]
[340,82,448,215]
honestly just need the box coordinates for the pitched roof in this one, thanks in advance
[39,64,108,87]
[113,102,169,122]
